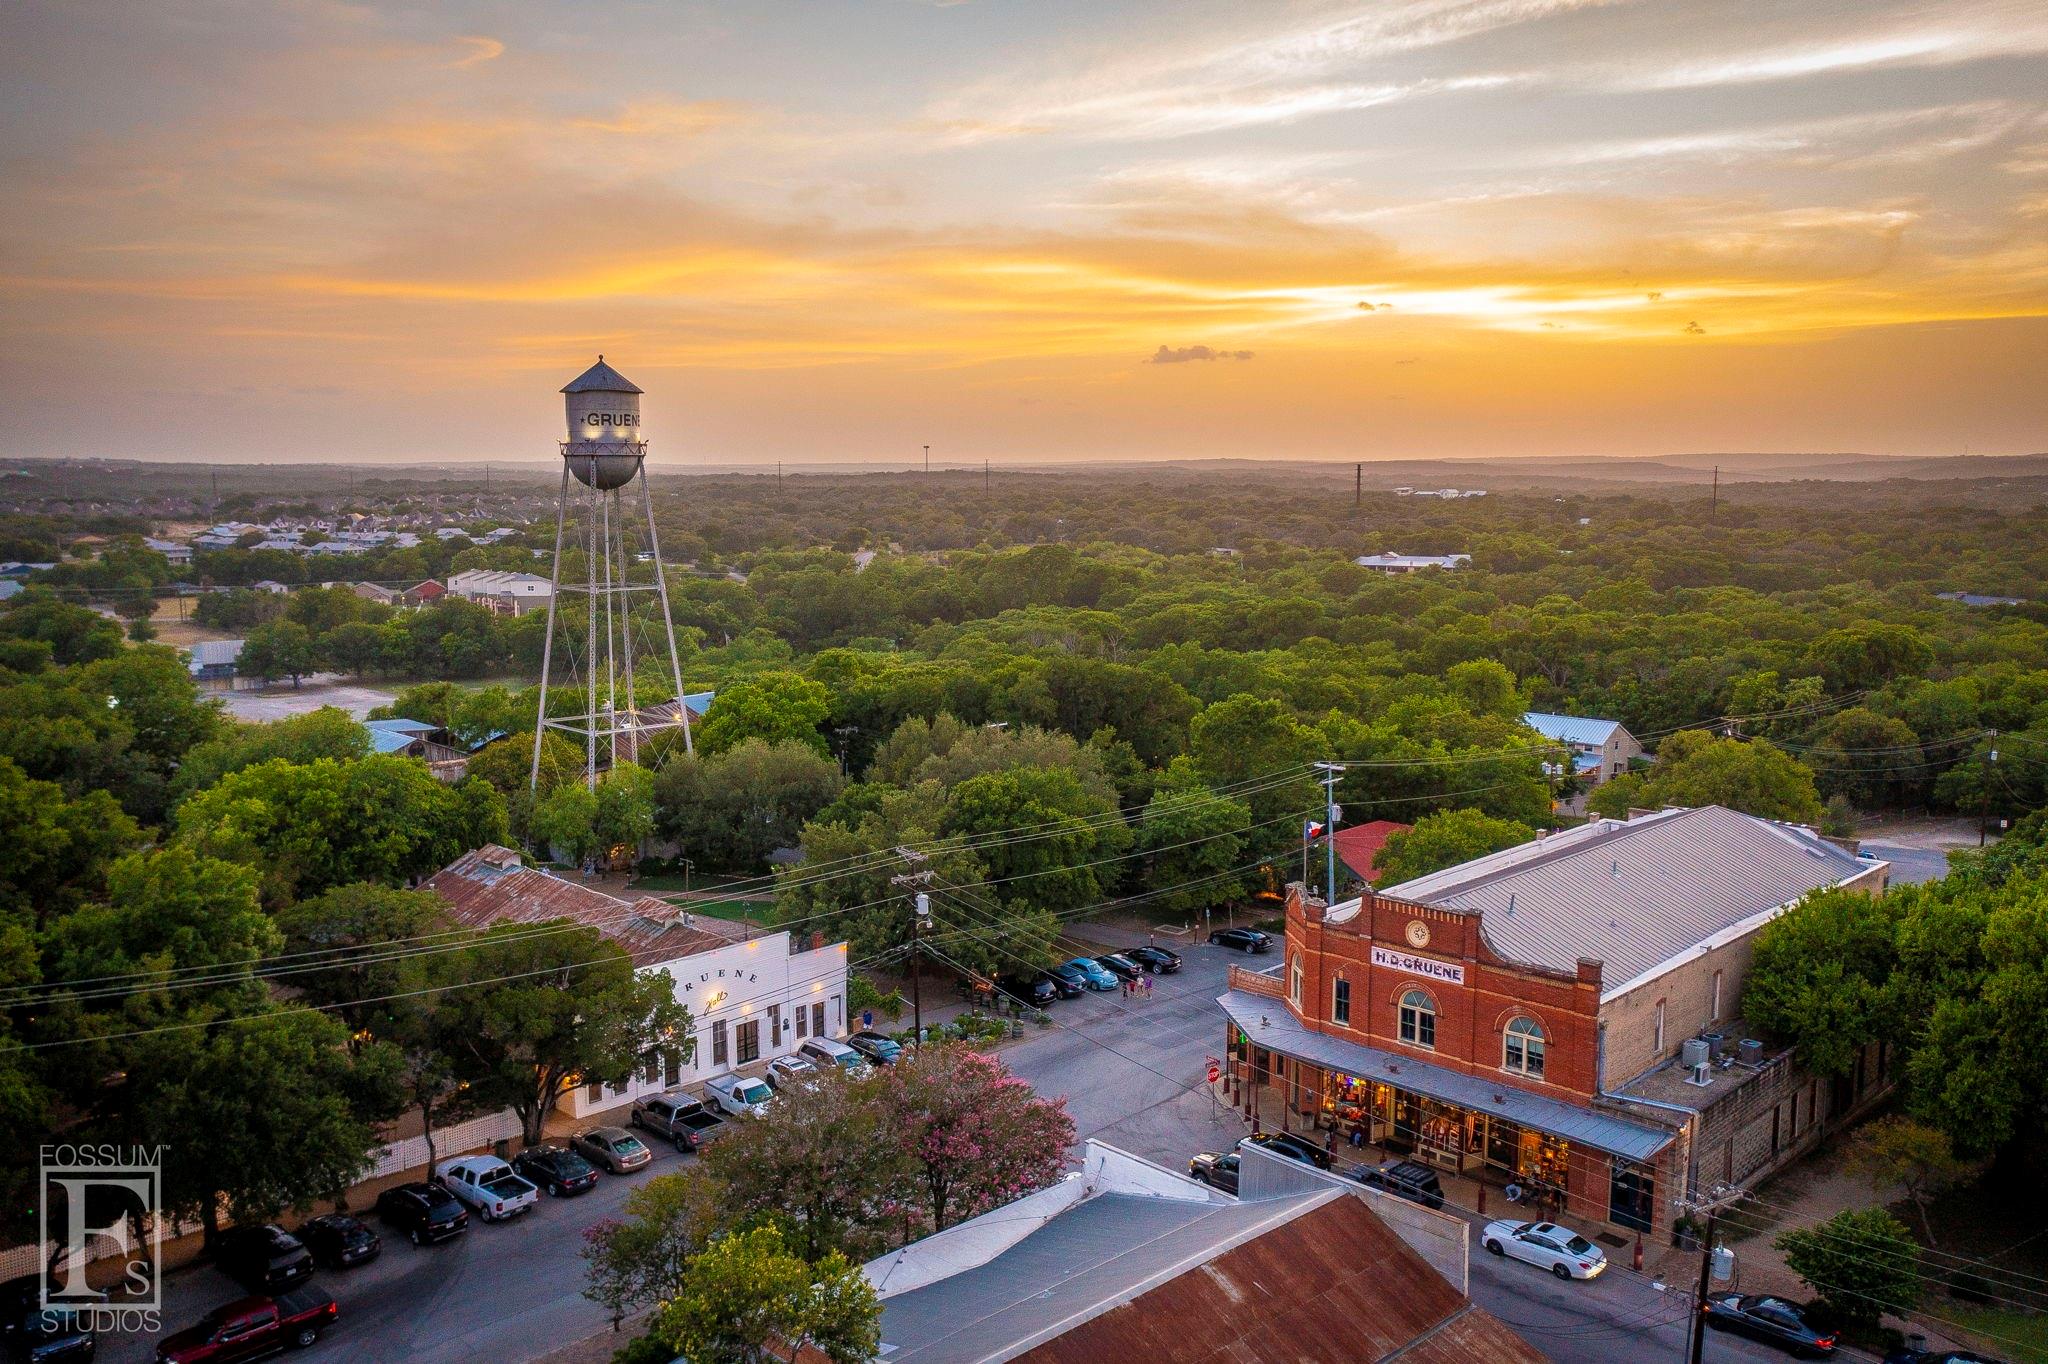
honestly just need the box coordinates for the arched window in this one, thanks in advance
[1398,989,1436,1049]
[1288,954,1302,1007]
[1504,1016,1546,1078]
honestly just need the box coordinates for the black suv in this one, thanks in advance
[1240,1132,1332,1170]
[1187,1151,1240,1195]
[1354,1160,1446,1210]
[1127,946,1183,974]
[296,1213,381,1269]
[995,974,1057,1007]
[1209,927,1272,953]
[214,1224,315,1293]
[374,1181,470,1245]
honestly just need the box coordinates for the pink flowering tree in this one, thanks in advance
[880,1045,1074,1232]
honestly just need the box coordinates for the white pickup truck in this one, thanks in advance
[434,1156,539,1222]
[703,1073,774,1118]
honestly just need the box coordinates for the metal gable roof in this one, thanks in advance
[1383,806,1876,992]
[1218,990,1675,1163]
[1522,711,1622,746]
[560,357,642,394]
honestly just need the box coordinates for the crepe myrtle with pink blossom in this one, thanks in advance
[879,1046,1074,1232]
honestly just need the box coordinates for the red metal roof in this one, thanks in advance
[423,845,747,968]
[1010,1195,1542,1364]
[1333,819,1409,884]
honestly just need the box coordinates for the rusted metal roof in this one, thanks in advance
[1007,1195,1541,1364]
[423,845,746,968]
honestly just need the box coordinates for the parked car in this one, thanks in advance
[1061,957,1118,990]
[573,1126,653,1174]
[1353,1161,1445,1210]
[1126,945,1183,974]
[212,1224,314,1294]
[154,1287,337,1362]
[631,1091,728,1153]
[511,1144,601,1197]
[1045,962,1092,996]
[994,973,1057,1007]
[435,1155,539,1223]
[1239,1132,1332,1170]
[1208,927,1272,953]
[765,1054,819,1090]
[798,1037,869,1073]
[1702,1293,1837,1357]
[373,1182,470,1246]
[704,1074,775,1118]
[1480,1219,1608,1279]
[1187,1151,1240,1196]
[0,1276,97,1354]
[1093,953,1144,981]
[295,1213,380,1270]
[1883,1349,2005,1364]
[6,1305,93,1362]
[847,1031,904,1065]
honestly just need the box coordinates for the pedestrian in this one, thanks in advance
[1143,975,1154,998]
[1349,1125,1365,1150]
[1120,977,1130,1000]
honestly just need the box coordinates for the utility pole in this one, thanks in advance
[1313,761,1346,904]
[924,443,930,475]
[1709,465,1719,529]
[1679,1184,1740,1364]
[984,457,990,493]
[890,847,936,1041]
[1980,737,1999,846]
[1354,462,1362,509]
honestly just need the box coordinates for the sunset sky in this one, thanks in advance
[3,0,2045,464]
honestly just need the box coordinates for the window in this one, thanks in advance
[795,1004,809,1039]
[1288,954,1303,1007]
[1503,1016,1546,1078]
[711,1020,728,1067]
[1398,990,1436,1049]
[1654,999,1666,1054]
[811,1001,825,1037]
[1711,970,1724,1023]
[664,1052,682,1087]
[769,1003,782,1047]
[1332,977,1351,1026]
[736,1019,760,1065]
[586,1079,603,1102]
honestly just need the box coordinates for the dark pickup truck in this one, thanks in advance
[155,1287,338,1362]
[629,1090,728,1153]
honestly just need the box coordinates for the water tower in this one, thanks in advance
[530,357,693,796]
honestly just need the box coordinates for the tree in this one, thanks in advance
[1806,708,1925,810]
[1373,808,1535,887]
[1844,1117,1972,1245]
[174,754,507,905]
[468,731,582,799]
[0,757,143,925]
[1188,695,1322,852]
[940,765,1130,920]
[697,670,832,755]
[1775,1208,1921,1332]
[1588,730,1824,825]
[1804,625,1935,694]
[1743,887,1899,1079]
[438,921,692,1144]
[273,883,451,1046]
[594,762,656,858]
[581,1171,722,1330]
[321,621,385,678]
[1135,759,1252,914]
[654,738,845,874]
[238,620,317,687]
[530,781,600,866]
[169,706,370,807]
[878,1044,1073,1233]
[700,1064,908,1262]
[647,1225,880,1364]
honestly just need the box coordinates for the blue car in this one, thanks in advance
[1063,957,1118,990]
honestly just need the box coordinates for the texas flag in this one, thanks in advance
[1304,819,1325,839]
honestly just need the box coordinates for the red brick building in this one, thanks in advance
[1218,805,1890,1239]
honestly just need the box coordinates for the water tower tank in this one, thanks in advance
[561,356,645,490]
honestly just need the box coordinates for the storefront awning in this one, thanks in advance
[1218,990,1675,1164]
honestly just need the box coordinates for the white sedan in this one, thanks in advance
[1480,1219,1608,1279]
[765,1054,818,1090]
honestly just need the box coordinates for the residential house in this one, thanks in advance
[423,846,849,1119]
[1353,552,1471,573]
[251,579,292,595]
[1936,591,2025,607]
[143,537,193,566]
[1331,819,1410,889]
[866,1140,1541,1364]
[1219,805,1890,1240]
[445,568,553,616]
[361,717,469,779]
[403,580,446,606]
[185,638,245,684]
[351,582,398,605]
[1522,711,1642,786]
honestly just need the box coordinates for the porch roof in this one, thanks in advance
[1218,989,1674,1164]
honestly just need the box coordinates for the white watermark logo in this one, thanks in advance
[38,1143,165,1334]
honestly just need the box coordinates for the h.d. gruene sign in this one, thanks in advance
[1370,944,1466,985]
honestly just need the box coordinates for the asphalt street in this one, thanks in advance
[96,938,1868,1364]
[1860,841,1952,885]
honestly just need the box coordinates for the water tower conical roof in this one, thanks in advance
[561,356,643,395]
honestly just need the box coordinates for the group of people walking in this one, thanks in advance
[1120,974,1154,999]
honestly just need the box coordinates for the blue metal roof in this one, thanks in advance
[1573,752,1604,772]
[365,717,436,735]
[366,728,421,754]
[1218,990,1674,1163]
[1523,711,1622,746]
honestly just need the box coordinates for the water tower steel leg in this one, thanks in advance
[601,487,618,772]
[585,472,599,790]
[616,489,638,753]
[530,463,572,800]
[638,466,692,755]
